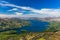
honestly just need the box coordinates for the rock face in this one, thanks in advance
[39,17,60,22]
[50,18,60,21]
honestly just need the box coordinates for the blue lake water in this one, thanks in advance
[17,20,49,32]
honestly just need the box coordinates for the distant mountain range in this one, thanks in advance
[0,16,60,21]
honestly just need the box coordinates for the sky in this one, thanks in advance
[0,0,60,18]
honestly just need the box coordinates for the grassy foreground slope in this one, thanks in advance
[1,31,60,40]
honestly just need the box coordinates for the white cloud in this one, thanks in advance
[8,8,18,11]
[1,1,9,4]
[0,14,16,18]
[15,12,23,15]
[39,9,60,17]
[0,13,23,18]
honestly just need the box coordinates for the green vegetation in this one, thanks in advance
[47,21,60,32]
[0,18,30,31]
[37,37,45,40]
[0,18,60,40]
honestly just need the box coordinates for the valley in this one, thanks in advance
[0,18,60,40]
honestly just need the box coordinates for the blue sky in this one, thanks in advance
[0,0,60,18]
[5,0,60,9]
